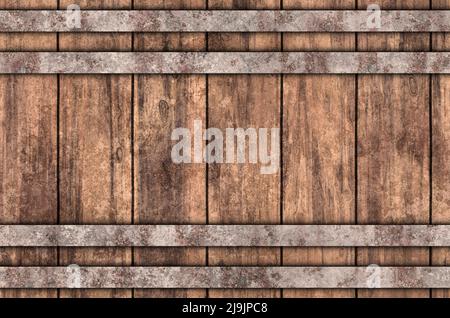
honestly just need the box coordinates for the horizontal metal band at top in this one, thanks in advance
[0,52,448,74]
[0,267,448,289]
[0,10,449,32]
[0,225,449,247]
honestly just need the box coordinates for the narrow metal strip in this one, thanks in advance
[0,10,449,32]
[0,225,449,247]
[0,52,448,74]
[0,267,448,288]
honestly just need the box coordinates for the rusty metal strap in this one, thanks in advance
[0,267,448,288]
[1,225,449,247]
[0,52,448,74]
[0,10,449,32]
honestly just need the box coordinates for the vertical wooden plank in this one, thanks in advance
[133,0,207,298]
[207,0,281,299]
[431,0,450,299]
[0,0,58,298]
[282,76,355,298]
[357,74,430,297]
[282,0,356,299]
[133,75,206,298]
[358,0,430,299]
[58,0,132,298]
[357,76,430,225]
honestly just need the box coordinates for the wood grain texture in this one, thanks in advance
[357,0,431,298]
[0,0,57,299]
[133,75,207,298]
[207,0,281,299]
[432,0,450,299]
[282,0,356,299]
[58,0,132,299]
[357,75,430,225]
[0,0,56,8]
[133,0,207,299]
[357,75,430,298]
[59,75,132,225]
[282,76,355,225]
[0,0,447,299]
[282,75,356,298]
[432,76,450,225]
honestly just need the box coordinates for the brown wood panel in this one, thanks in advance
[0,0,57,299]
[133,0,207,300]
[0,76,57,298]
[207,0,281,299]
[282,0,356,299]
[432,76,450,224]
[357,75,430,297]
[58,0,133,299]
[431,0,450,299]
[357,75,430,225]
[133,74,207,298]
[0,0,56,8]
[58,74,132,298]
[207,75,281,299]
[357,0,431,299]
[282,75,356,298]
[0,0,446,299]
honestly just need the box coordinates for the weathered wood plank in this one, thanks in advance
[58,74,132,298]
[207,0,281,299]
[432,0,450,299]
[357,0,431,298]
[357,74,430,298]
[282,75,356,298]
[0,0,57,299]
[282,0,355,299]
[133,0,207,299]
[58,0,132,299]
[0,0,56,8]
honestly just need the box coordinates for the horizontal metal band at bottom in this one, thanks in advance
[0,225,449,247]
[0,52,447,74]
[0,267,448,289]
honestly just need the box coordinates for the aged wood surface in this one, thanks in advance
[0,0,58,299]
[207,0,281,299]
[282,0,356,299]
[133,0,207,299]
[58,0,132,299]
[357,0,431,299]
[432,0,450,300]
[0,0,448,299]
